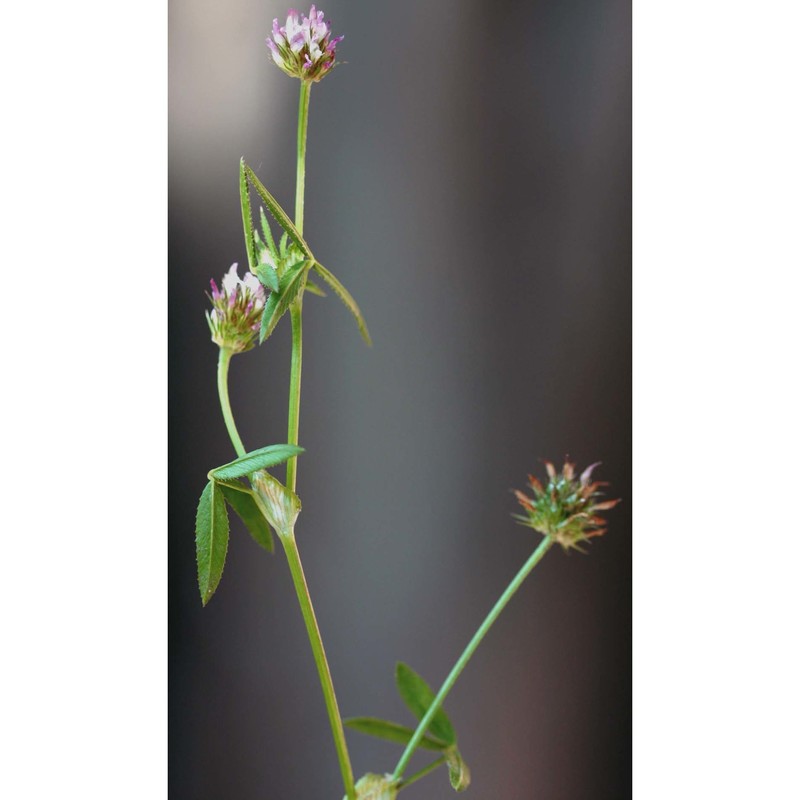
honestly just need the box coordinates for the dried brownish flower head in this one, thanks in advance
[513,460,620,552]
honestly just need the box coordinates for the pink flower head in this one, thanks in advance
[267,6,343,82]
[205,264,266,353]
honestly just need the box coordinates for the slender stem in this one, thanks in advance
[217,347,246,458]
[280,531,356,800]
[285,303,303,491]
[285,79,311,493]
[396,756,446,791]
[391,536,555,781]
[294,80,311,237]
[281,80,356,800]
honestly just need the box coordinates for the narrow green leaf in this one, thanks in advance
[395,663,457,746]
[195,481,230,606]
[211,477,249,493]
[344,718,450,752]
[220,484,274,553]
[210,444,305,481]
[239,158,258,272]
[260,206,279,263]
[255,262,280,293]
[259,261,310,343]
[304,277,327,297]
[311,261,372,345]
[445,747,471,792]
[279,232,289,259]
[243,163,313,259]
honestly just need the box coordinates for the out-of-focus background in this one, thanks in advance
[169,0,630,797]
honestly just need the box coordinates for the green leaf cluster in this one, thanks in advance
[239,159,372,345]
[194,444,303,606]
[345,662,471,792]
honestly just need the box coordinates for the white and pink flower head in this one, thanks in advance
[206,264,266,353]
[267,6,343,82]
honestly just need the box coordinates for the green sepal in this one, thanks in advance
[395,662,457,746]
[209,444,305,481]
[255,262,280,294]
[195,480,230,606]
[344,717,450,752]
[311,261,372,345]
[242,162,313,260]
[220,483,274,553]
[259,260,311,343]
[239,158,258,272]
[445,747,471,792]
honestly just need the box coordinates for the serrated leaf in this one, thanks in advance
[242,163,313,259]
[304,277,327,297]
[255,262,280,293]
[259,206,279,263]
[344,718,450,752]
[195,481,230,606]
[210,444,305,481]
[445,748,471,792]
[311,261,372,345]
[239,158,258,272]
[395,663,457,746]
[279,232,289,258]
[259,261,310,343]
[220,484,274,553]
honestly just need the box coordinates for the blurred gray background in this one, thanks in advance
[169,0,630,797]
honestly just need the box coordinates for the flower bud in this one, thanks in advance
[205,263,266,353]
[513,461,620,552]
[267,6,343,82]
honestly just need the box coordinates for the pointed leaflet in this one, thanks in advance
[395,663,457,746]
[239,158,258,272]
[195,480,230,606]
[259,206,279,263]
[210,444,305,481]
[220,483,274,552]
[304,277,327,297]
[259,261,311,343]
[445,748,471,792]
[255,262,280,294]
[344,718,450,752]
[311,261,372,345]
[242,163,313,259]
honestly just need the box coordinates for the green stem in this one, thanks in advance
[294,80,311,237]
[396,756,446,791]
[280,531,356,800]
[285,303,303,491]
[285,79,311,493]
[391,536,555,781]
[281,80,356,800]
[217,347,246,458]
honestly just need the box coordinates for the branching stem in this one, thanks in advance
[391,536,555,781]
[396,756,446,791]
